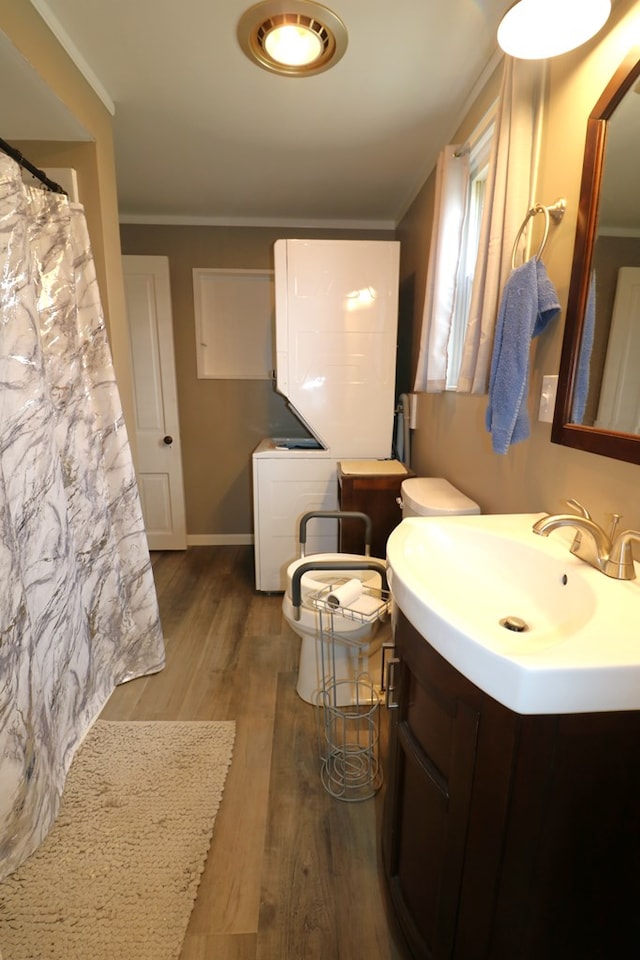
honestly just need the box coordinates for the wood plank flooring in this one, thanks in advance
[100,545,409,960]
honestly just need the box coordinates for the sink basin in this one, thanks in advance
[386,513,640,714]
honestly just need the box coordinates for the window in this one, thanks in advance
[445,116,494,389]
[414,105,496,395]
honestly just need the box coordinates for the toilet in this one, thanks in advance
[282,554,387,706]
[283,479,480,707]
[399,477,480,519]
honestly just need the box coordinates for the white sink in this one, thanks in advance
[386,513,640,715]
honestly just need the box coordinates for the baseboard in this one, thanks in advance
[186,534,254,546]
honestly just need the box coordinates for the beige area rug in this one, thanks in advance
[0,720,235,960]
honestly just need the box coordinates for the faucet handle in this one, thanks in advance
[565,498,592,520]
[609,513,622,540]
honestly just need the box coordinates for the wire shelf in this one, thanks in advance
[310,581,391,623]
[311,592,389,802]
[316,677,382,801]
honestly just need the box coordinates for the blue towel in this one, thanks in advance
[571,269,596,424]
[486,258,561,454]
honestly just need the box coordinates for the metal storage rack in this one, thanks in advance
[311,580,391,802]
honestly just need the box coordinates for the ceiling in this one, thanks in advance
[18,0,512,228]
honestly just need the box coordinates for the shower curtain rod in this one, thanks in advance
[0,137,67,195]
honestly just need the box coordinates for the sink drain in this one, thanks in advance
[500,615,528,632]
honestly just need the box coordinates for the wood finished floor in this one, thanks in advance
[100,545,409,960]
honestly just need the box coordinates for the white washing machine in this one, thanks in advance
[252,439,339,593]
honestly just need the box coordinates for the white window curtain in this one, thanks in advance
[413,56,545,394]
[457,56,545,393]
[413,147,470,392]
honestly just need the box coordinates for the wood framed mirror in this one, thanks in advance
[552,45,640,465]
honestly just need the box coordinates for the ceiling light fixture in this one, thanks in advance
[497,0,611,60]
[238,0,348,76]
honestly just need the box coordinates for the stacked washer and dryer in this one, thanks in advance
[252,237,402,593]
[252,238,481,703]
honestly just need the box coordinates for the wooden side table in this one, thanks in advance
[338,461,412,559]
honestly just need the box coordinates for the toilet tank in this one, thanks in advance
[401,478,480,519]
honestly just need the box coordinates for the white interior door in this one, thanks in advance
[595,266,640,434]
[123,255,187,550]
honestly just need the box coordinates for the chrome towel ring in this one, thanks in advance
[511,197,566,270]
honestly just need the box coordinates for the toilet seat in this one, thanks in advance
[282,551,388,704]
[283,553,382,641]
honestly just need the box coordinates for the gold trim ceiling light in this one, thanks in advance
[497,0,611,59]
[238,0,348,76]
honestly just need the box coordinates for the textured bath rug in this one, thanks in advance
[0,720,235,960]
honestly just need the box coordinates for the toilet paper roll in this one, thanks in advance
[326,578,363,610]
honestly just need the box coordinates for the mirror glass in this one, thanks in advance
[552,46,640,464]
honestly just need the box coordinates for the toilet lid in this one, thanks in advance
[401,477,480,515]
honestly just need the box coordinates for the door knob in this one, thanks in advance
[163,435,173,445]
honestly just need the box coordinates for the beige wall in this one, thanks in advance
[399,0,640,540]
[13,0,640,542]
[119,225,394,538]
[1,1,136,458]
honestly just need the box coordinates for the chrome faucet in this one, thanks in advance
[532,500,640,581]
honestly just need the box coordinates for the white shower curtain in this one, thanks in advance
[0,154,165,878]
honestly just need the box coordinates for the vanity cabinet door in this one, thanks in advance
[383,612,640,960]
[383,615,480,958]
[490,711,640,959]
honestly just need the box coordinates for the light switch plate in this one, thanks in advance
[539,375,558,423]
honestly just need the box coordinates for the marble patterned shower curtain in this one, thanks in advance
[0,155,165,879]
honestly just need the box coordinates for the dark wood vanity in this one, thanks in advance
[383,610,640,959]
